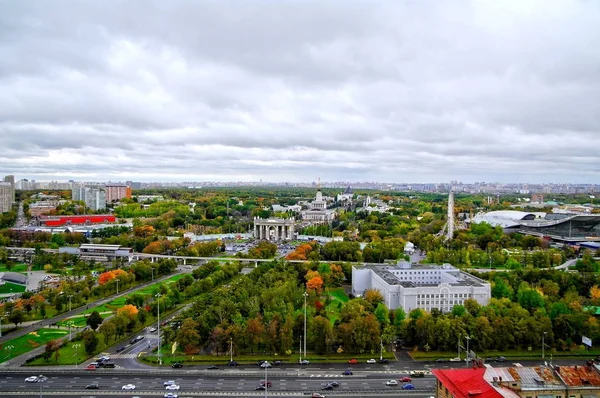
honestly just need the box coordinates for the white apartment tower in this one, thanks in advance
[0,175,16,213]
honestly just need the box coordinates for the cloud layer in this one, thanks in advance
[1,0,599,183]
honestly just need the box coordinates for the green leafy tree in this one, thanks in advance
[86,311,104,331]
[83,330,99,354]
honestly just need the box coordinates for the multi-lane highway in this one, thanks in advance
[1,368,436,396]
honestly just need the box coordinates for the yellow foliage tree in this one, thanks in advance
[591,285,600,302]
[117,304,139,320]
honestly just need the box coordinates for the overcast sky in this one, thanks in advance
[1,0,599,184]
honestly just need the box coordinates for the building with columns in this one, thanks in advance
[253,217,295,241]
[302,189,335,223]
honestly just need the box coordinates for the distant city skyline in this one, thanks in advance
[1,1,599,183]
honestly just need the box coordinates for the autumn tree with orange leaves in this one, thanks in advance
[117,304,139,320]
[98,269,129,285]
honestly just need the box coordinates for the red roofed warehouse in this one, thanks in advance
[39,215,116,227]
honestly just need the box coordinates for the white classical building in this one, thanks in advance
[253,217,295,241]
[302,190,335,223]
[352,262,491,312]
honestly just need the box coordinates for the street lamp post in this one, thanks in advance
[380,335,383,361]
[303,291,308,360]
[465,335,471,367]
[542,332,548,360]
[73,343,81,368]
[116,279,119,294]
[39,374,45,398]
[156,293,162,365]
[68,295,73,312]
[151,268,154,281]
[264,362,268,398]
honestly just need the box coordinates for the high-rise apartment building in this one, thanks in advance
[105,184,132,203]
[71,184,106,211]
[0,175,16,213]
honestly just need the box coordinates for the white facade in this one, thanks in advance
[302,190,335,223]
[0,182,13,213]
[352,262,491,313]
[72,185,106,211]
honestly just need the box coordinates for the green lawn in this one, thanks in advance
[326,288,349,324]
[0,263,28,273]
[0,282,26,294]
[26,335,104,366]
[410,348,600,360]
[1,328,68,362]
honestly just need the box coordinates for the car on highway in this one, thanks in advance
[207,365,219,370]
[321,384,334,390]
[366,358,377,364]
[299,359,310,365]
[311,393,326,398]
[85,383,99,389]
[163,380,177,386]
[116,346,126,352]
[130,335,144,344]
[172,363,183,368]
[386,380,398,386]
[85,364,97,371]
[402,383,415,390]
[378,358,389,364]
[260,380,272,387]
[255,385,266,390]
[150,327,157,332]
[164,393,178,398]
[273,360,283,365]
[413,371,426,378]
[165,384,180,390]
[435,358,449,363]
[343,369,353,375]
[25,376,39,383]
[327,381,339,387]
[228,361,238,366]
[122,384,136,390]
[449,357,462,362]
[260,361,272,368]
[496,356,507,362]
[348,358,358,364]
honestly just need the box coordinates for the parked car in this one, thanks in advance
[343,369,353,375]
[386,380,398,386]
[172,363,183,368]
[348,359,358,364]
[402,383,415,390]
[366,359,376,364]
[399,377,412,382]
[85,383,99,389]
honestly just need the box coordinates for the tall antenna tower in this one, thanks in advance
[446,191,455,241]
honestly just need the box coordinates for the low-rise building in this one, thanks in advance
[433,362,600,397]
[352,262,491,312]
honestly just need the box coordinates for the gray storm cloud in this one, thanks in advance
[0,0,599,183]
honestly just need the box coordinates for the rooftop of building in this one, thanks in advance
[432,368,508,398]
[360,262,489,288]
[553,363,600,388]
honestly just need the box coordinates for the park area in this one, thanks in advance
[1,328,68,362]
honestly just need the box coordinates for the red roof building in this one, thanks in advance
[432,368,505,398]
[39,215,116,227]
